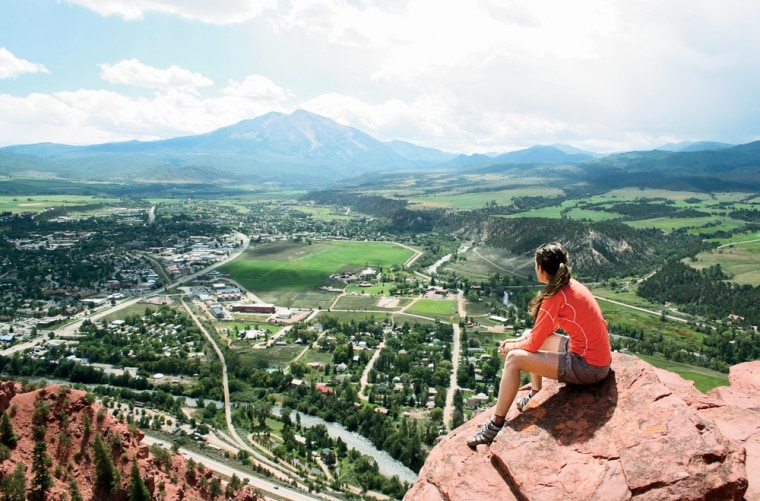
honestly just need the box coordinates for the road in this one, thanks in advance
[359,340,385,401]
[442,292,467,430]
[179,299,336,498]
[142,435,319,501]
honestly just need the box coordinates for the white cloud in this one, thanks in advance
[222,75,291,102]
[2,1,760,152]
[0,48,49,79]
[65,0,277,24]
[0,74,293,146]
[99,59,213,92]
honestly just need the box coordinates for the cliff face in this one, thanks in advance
[0,382,262,501]
[406,354,758,501]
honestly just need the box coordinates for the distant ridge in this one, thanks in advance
[491,144,598,164]
[655,140,734,152]
[1,109,758,191]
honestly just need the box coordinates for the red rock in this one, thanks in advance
[405,353,751,501]
[0,383,239,501]
[0,380,17,412]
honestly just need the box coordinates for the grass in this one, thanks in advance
[687,233,760,286]
[405,299,458,317]
[0,193,117,213]
[100,303,158,322]
[405,187,564,210]
[234,344,304,370]
[633,354,728,392]
[331,295,401,311]
[598,298,705,344]
[624,216,724,232]
[220,240,414,293]
[316,311,394,324]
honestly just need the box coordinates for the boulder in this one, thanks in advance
[0,380,17,412]
[405,353,752,500]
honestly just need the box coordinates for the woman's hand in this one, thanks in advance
[498,339,516,357]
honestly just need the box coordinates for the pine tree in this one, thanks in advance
[128,458,151,501]
[93,433,120,495]
[0,411,17,448]
[0,460,25,501]
[28,441,52,501]
[68,480,84,501]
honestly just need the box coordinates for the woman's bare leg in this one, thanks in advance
[493,347,561,418]
[527,333,565,393]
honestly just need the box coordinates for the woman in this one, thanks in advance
[467,242,611,447]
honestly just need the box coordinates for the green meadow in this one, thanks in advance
[404,186,564,210]
[405,299,458,318]
[689,236,760,286]
[219,239,415,294]
[598,297,705,344]
[634,354,728,392]
[0,193,117,213]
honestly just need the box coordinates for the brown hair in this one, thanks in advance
[527,242,572,319]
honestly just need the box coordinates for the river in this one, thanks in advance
[273,406,418,484]
[427,254,451,275]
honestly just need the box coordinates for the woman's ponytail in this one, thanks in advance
[527,243,571,319]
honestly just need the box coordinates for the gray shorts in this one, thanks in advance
[557,336,610,385]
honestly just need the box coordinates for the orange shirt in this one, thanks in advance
[514,279,611,367]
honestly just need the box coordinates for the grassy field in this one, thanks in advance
[598,297,705,344]
[689,233,760,286]
[219,240,414,294]
[405,299,458,318]
[634,354,728,392]
[100,303,159,322]
[233,344,304,370]
[331,294,405,311]
[316,310,395,325]
[0,193,117,213]
[404,186,564,210]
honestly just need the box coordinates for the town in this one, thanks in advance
[1,191,758,500]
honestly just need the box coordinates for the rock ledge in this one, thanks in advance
[405,353,756,501]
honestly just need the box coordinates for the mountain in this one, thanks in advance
[383,139,457,165]
[0,110,445,186]
[1,109,759,191]
[655,140,734,152]
[491,144,599,164]
[578,140,760,191]
[0,149,72,178]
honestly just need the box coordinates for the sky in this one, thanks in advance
[1,0,759,154]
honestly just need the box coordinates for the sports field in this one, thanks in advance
[219,240,415,295]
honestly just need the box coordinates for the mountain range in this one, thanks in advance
[1,109,758,191]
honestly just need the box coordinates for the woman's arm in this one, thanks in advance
[497,335,525,356]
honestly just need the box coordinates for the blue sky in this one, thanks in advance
[1,0,759,154]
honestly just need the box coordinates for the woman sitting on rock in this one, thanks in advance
[468,242,612,447]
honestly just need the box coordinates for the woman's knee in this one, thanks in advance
[505,349,529,367]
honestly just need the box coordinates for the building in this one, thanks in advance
[230,303,276,314]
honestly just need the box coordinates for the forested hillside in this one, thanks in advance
[638,260,760,326]
[461,217,709,279]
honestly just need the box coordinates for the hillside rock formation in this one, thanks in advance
[0,382,262,500]
[405,353,758,500]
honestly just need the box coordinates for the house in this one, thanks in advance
[465,392,490,410]
[315,383,334,394]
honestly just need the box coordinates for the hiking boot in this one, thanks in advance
[516,390,536,412]
[467,419,503,447]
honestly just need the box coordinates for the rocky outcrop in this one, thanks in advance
[0,380,17,412]
[405,353,757,501]
[0,383,262,501]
